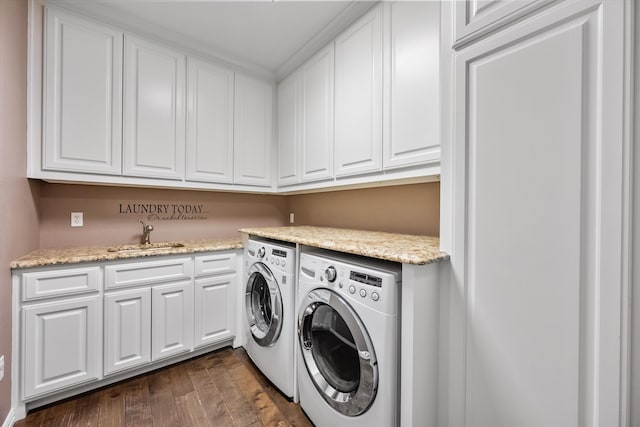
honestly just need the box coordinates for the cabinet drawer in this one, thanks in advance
[105,258,193,289]
[194,252,236,277]
[22,267,100,301]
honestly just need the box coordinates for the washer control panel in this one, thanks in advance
[299,252,400,314]
[245,239,296,275]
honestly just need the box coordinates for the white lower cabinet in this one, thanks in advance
[14,250,239,415]
[22,295,101,399]
[152,281,194,360]
[194,275,235,348]
[104,288,151,375]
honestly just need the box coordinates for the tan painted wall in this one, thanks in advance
[288,182,440,236]
[38,184,289,248]
[0,0,40,421]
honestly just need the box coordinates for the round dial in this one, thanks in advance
[324,266,337,282]
[257,247,266,258]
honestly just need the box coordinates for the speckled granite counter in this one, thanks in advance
[10,238,243,269]
[238,226,448,265]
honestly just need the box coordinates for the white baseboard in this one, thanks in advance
[2,409,15,427]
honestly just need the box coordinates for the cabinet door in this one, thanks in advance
[301,44,335,183]
[449,1,627,426]
[194,275,236,348]
[277,71,300,186]
[43,8,122,175]
[152,281,194,360]
[23,296,101,399]
[186,58,234,183]
[453,0,554,47]
[383,2,440,170]
[123,35,185,180]
[334,5,383,177]
[104,288,151,375]
[234,75,273,187]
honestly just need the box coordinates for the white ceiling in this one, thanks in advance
[47,0,376,79]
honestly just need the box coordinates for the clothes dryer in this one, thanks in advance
[297,250,401,426]
[244,238,297,399]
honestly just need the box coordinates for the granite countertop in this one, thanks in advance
[10,238,243,269]
[238,226,449,265]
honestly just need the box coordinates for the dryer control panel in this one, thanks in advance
[299,252,400,315]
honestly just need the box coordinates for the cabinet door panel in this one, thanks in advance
[277,72,300,186]
[124,35,185,180]
[453,0,554,47]
[43,8,122,175]
[104,288,151,375]
[23,296,101,398]
[450,2,626,426]
[334,6,382,177]
[194,275,235,348]
[384,2,440,170]
[301,44,334,182]
[186,58,234,183]
[152,281,194,360]
[234,75,273,187]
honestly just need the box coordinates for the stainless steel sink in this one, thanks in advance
[107,242,185,253]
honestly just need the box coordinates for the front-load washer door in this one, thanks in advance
[298,288,378,417]
[246,263,283,347]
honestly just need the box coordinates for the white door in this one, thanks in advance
[152,281,194,360]
[186,57,234,183]
[277,71,300,186]
[234,74,273,187]
[123,35,185,180]
[43,8,122,175]
[194,275,236,348]
[334,5,382,178]
[448,1,628,426]
[23,296,101,399]
[300,43,335,183]
[104,288,151,375]
[383,2,440,170]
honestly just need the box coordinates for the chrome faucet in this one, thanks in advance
[140,221,154,244]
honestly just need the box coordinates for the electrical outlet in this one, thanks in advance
[0,355,4,382]
[289,213,295,224]
[71,212,83,227]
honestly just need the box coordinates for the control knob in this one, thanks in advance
[324,266,337,282]
[257,247,266,258]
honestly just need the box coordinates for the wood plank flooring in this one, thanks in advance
[15,347,313,427]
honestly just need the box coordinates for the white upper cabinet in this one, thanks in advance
[334,5,383,178]
[234,74,273,187]
[453,0,554,48]
[277,71,300,186]
[300,44,335,183]
[43,8,123,175]
[123,35,186,180]
[383,2,440,170]
[186,58,234,183]
[277,43,335,187]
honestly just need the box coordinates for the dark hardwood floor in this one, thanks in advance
[15,347,313,427]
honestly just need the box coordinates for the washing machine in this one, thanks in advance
[297,250,401,427]
[244,238,297,399]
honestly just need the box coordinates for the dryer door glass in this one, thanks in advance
[299,288,378,416]
[246,263,283,346]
